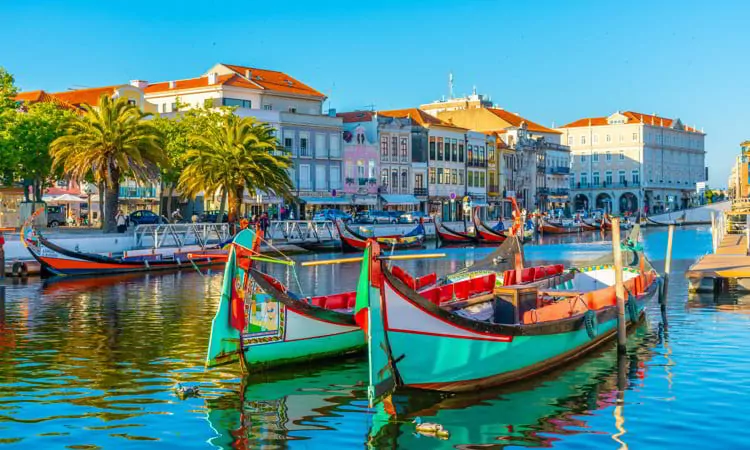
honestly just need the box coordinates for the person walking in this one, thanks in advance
[115,210,127,233]
[171,209,183,224]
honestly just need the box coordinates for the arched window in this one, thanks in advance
[401,170,408,189]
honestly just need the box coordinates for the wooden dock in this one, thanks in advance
[687,209,750,292]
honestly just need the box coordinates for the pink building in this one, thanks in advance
[338,111,379,209]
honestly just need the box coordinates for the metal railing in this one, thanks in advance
[133,223,232,249]
[266,220,338,242]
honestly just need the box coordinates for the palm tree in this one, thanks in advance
[50,95,167,232]
[179,115,292,224]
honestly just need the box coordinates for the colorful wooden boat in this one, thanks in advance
[206,228,365,371]
[335,220,425,252]
[434,218,477,245]
[472,208,507,243]
[21,218,228,277]
[357,231,657,402]
[538,218,595,234]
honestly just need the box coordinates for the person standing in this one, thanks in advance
[115,210,127,233]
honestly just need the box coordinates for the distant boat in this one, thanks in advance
[538,218,597,234]
[360,226,658,402]
[334,220,425,252]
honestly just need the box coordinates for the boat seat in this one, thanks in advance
[521,268,535,283]
[391,265,415,289]
[415,273,437,289]
[310,291,356,310]
[533,267,547,281]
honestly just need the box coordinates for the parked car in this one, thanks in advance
[199,210,229,223]
[313,209,352,223]
[46,205,66,227]
[129,210,166,226]
[398,211,433,224]
[352,211,376,224]
[369,210,398,224]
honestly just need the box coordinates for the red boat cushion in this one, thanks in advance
[309,291,356,310]
[415,272,437,289]
[391,265,416,289]
[533,267,547,281]
[521,268,535,283]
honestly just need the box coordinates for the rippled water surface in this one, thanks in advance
[1,225,749,448]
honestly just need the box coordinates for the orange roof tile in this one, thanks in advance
[15,90,80,110]
[378,108,467,130]
[337,111,375,123]
[222,64,325,98]
[144,74,236,93]
[50,86,119,107]
[486,108,561,134]
[560,111,701,133]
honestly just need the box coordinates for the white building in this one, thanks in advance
[558,111,706,214]
[141,63,343,217]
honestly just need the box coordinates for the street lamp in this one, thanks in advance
[83,183,95,227]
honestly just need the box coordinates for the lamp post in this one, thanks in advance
[83,183,95,227]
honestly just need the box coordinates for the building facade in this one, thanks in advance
[142,63,343,218]
[558,111,706,215]
[338,111,379,209]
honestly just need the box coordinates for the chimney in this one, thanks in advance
[245,69,252,78]
[208,72,218,85]
[168,81,176,89]
[130,80,148,89]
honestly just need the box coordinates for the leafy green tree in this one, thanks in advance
[178,115,292,224]
[0,67,17,112]
[50,95,167,232]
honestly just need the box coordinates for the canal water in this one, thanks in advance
[1,226,749,448]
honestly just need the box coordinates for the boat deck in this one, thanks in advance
[687,233,750,291]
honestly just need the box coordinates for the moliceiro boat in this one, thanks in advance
[206,228,365,371]
[21,211,227,277]
[335,220,425,252]
[358,233,658,402]
[538,218,597,234]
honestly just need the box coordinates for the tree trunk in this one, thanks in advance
[104,180,120,233]
[166,184,175,220]
[98,181,105,229]
[217,189,227,224]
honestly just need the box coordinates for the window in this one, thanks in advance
[401,138,408,161]
[479,146,486,166]
[299,134,310,157]
[606,152,612,161]
[381,169,389,186]
[632,132,638,142]
[606,134,611,143]
[618,170,626,184]
[222,98,252,108]
[437,168,444,184]
[429,137,436,160]
[299,164,311,190]
[580,135,586,145]
[263,104,272,110]
[437,138,444,161]
[605,170,613,185]
[581,172,588,186]
[415,173,424,189]
[459,169,464,186]
[467,170,474,187]
[315,134,327,158]
[171,102,177,112]
[381,136,389,159]
[593,134,599,144]
[452,139,458,162]
[568,136,574,145]
[401,170,408,189]
[330,133,341,157]
[368,160,375,178]
[429,168,436,184]
[593,171,600,187]
[619,150,624,160]
[479,171,485,188]
[315,165,327,191]
[451,169,458,185]
[593,152,599,162]
[391,170,398,189]
[392,136,398,158]
[330,166,341,189]
[288,107,297,113]
[283,137,293,151]
[619,134,624,142]
[458,142,465,162]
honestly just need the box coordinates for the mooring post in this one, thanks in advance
[611,217,627,353]
[711,212,716,253]
[661,224,674,305]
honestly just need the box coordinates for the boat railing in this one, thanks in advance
[133,223,232,249]
[266,220,338,243]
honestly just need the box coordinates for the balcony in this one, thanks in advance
[413,187,428,196]
[573,182,641,189]
[550,188,570,196]
[549,166,570,175]
[119,186,157,199]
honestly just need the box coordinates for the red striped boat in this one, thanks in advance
[334,220,425,253]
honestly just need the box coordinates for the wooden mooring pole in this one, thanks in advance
[660,224,675,304]
[711,212,716,253]
[611,217,627,353]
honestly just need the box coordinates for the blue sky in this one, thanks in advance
[2,0,746,184]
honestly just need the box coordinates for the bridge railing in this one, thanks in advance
[133,223,232,249]
[266,220,338,242]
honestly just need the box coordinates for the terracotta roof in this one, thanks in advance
[337,111,374,123]
[222,63,326,98]
[560,111,701,133]
[144,74,236,93]
[15,90,80,110]
[378,108,467,130]
[486,108,561,134]
[50,86,119,107]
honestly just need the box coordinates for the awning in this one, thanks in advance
[380,194,420,205]
[352,195,378,206]
[299,196,350,205]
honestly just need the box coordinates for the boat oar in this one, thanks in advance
[300,253,446,267]
[249,256,295,266]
